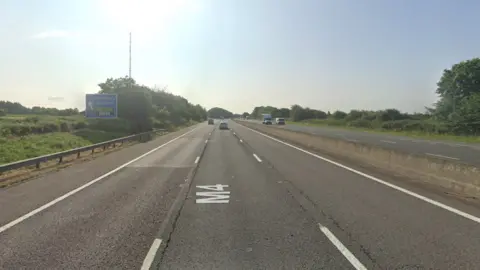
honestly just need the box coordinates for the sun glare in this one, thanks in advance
[101,0,196,33]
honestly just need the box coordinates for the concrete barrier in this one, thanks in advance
[236,120,480,199]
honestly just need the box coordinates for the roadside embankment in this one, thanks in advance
[235,120,480,200]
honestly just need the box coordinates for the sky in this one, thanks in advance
[0,0,479,114]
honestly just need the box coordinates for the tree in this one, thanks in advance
[290,104,303,121]
[242,112,249,118]
[208,107,233,118]
[332,110,347,120]
[96,77,207,132]
[433,58,480,134]
[98,76,136,93]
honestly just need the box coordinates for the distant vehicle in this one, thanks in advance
[208,119,214,125]
[262,114,272,125]
[275,118,285,125]
[219,121,229,130]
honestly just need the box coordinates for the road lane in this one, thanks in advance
[0,125,213,269]
[159,124,356,269]
[243,119,480,166]
[0,124,199,227]
[231,121,480,269]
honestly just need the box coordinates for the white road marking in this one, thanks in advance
[0,128,199,234]
[380,140,396,144]
[205,139,208,143]
[233,132,236,135]
[240,139,243,143]
[425,153,459,160]
[453,144,468,148]
[240,125,480,224]
[141,238,162,270]
[196,184,230,203]
[318,224,367,270]
[194,156,200,164]
[253,153,262,162]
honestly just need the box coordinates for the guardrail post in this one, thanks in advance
[103,145,107,150]
[77,152,81,158]
[36,161,40,169]
[58,156,63,163]
[92,149,95,154]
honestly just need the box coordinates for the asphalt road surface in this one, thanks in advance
[1,120,480,269]
[244,119,480,166]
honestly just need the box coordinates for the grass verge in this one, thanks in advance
[291,121,480,144]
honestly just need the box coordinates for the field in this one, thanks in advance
[0,114,132,164]
[292,119,480,143]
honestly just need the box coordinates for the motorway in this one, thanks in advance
[1,120,480,269]
[245,119,480,166]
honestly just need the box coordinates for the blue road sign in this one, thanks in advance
[85,94,118,118]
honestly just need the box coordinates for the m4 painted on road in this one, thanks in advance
[196,185,230,204]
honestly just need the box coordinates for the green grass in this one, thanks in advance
[73,129,129,143]
[0,133,92,164]
[290,120,480,143]
[0,114,201,165]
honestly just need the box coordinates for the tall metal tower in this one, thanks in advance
[129,32,132,79]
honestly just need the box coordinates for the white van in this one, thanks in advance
[275,118,286,125]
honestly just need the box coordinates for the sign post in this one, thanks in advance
[85,94,118,119]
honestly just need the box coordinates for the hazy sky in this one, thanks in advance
[1,0,479,114]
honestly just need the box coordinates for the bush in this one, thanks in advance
[59,122,71,132]
[348,119,373,129]
[87,118,131,133]
[73,121,87,129]
[25,116,40,123]
[41,122,60,133]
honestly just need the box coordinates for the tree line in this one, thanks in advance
[246,58,480,136]
[97,76,208,133]
[0,101,79,116]
[0,76,208,137]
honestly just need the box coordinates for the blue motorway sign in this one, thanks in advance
[85,94,118,118]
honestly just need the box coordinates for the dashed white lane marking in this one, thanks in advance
[239,124,480,224]
[0,128,199,234]
[205,139,208,143]
[425,153,459,160]
[318,224,367,270]
[380,140,396,144]
[194,156,200,164]
[141,238,162,270]
[253,153,262,163]
[240,139,243,143]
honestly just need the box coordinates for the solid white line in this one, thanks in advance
[380,140,396,144]
[194,156,200,164]
[141,238,162,270]
[425,153,459,160]
[0,128,199,234]
[318,224,367,270]
[253,153,262,163]
[239,125,480,224]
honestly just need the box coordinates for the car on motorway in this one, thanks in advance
[219,121,229,130]
[208,118,214,125]
[275,118,286,125]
